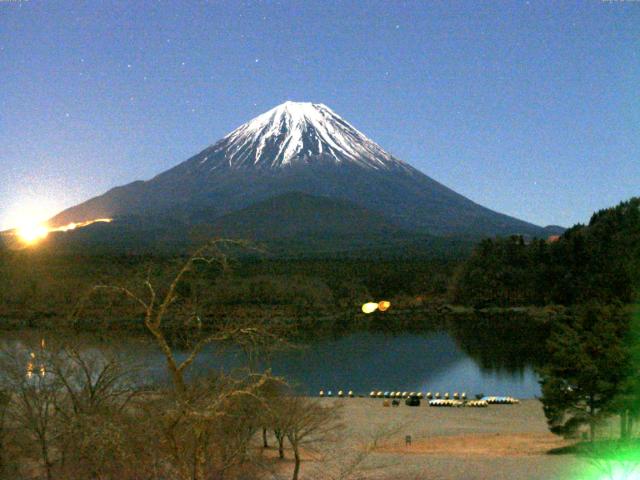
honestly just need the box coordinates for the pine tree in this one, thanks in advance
[538,303,630,441]
[612,304,640,439]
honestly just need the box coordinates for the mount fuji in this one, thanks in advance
[48,101,559,252]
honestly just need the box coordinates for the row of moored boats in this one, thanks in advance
[317,390,519,406]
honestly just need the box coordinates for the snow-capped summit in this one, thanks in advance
[49,100,552,240]
[199,101,410,171]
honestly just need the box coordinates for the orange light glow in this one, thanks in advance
[17,223,49,244]
[52,218,112,232]
[378,300,391,312]
[13,218,113,246]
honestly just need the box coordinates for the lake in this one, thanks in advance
[1,325,544,398]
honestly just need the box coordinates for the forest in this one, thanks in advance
[0,248,458,332]
[1,198,639,479]
[449,197,640,308]
[0,197,638,332]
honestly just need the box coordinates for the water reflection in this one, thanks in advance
[25,344,48,379]
[1,315,546,398]
[445,313,550,375]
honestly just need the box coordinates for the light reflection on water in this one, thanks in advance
[423,359,539,399]
[2,330,542,398]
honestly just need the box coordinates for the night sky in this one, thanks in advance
[1,0,638,230]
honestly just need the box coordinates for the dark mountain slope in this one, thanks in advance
[49,101,551,240]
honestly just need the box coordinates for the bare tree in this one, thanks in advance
[68,239,302,480]
[72,239,252,398]
[49,345,141,479]
[136,371,283,480]
[0,339,146,480]
[50,345,139,415]
[0,345,62,480]
[308,422,405,480]
[280,396,342,480]
[230,321,294,452]
[263,394,290,459]
[0,385,9,477]
[230,321,293,374]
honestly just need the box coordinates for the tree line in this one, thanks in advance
[0,247,458,331]
[0,241,383,480]
[450,197,640,308]
[449,197,640,457]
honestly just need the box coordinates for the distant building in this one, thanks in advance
[547,235,561,243]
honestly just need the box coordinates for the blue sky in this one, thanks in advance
[1,0,638,230]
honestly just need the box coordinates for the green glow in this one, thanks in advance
[591,462,640,480]
[571,443,640,480]
[606,467,640,480]
[571,306,640,480]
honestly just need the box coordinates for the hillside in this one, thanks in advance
[48,102,553,243]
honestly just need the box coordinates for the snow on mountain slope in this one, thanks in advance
[49,101,552,240]
[198,101,412,171]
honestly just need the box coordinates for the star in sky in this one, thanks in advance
[0,1,637,229]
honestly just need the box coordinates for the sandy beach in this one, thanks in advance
[281,398,593,480]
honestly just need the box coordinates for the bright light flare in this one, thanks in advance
[12,218,113,246]
[17,223,49,244]
[362,302,379,314]
[53,218,112,232]
[594,464,640,480]
[361,300,391,314]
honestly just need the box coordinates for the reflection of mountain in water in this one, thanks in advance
[0,323,545,398]
[445,313,550,374]
[265,332,464,394]
[57,332,464,393]
[182,331,541,397]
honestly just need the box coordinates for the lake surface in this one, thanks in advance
[1,328,543,398]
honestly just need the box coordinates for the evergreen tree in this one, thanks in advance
[450,197,640,307]
[612,304,640,439]
[538,303,630,441]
